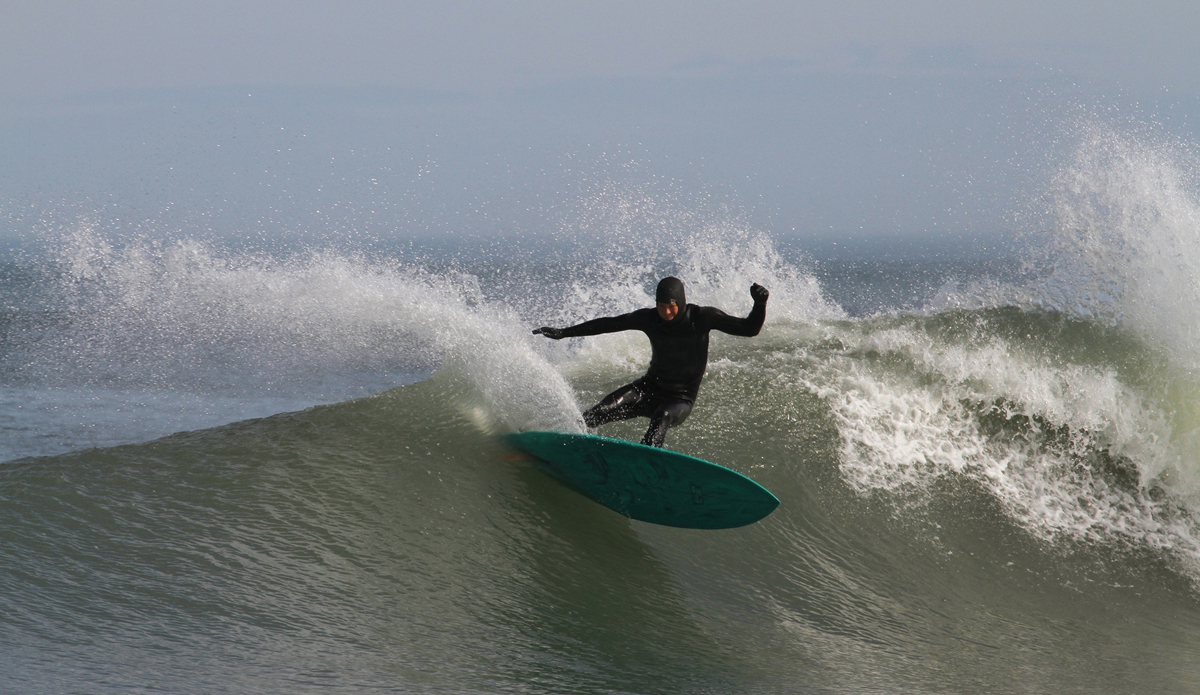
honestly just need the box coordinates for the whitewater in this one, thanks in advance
[4,123,1200,693]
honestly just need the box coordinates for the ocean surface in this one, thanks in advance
[5,125,1200,694]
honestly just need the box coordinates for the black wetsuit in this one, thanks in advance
[558,301,766,447]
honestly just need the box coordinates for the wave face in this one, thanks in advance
[5,133,1200,693]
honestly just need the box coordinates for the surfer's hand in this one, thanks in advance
[533,327,565,340]
[750,283,769,303]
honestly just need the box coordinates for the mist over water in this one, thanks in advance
[5,115,1200,693]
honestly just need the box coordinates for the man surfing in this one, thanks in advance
[534,277,769,447]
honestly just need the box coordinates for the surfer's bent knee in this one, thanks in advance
[658,400,692,427]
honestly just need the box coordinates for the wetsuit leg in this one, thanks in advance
[641,399,693,448]
[583,381,652,428]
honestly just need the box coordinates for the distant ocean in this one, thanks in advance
[3,122,1200,694]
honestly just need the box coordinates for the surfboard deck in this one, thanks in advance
[502,431,779,529]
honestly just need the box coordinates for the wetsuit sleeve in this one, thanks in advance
[698,300,766,337]
[558,310,651,338]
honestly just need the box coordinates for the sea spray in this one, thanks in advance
[15,162,1200,582]
[529,179,842,378]
[538,176,841,325]
[796,309,1200,581]
[1018,119,1200,510]
[1024,120,1200,360]
[3,224,584,456]
[871,120,1200,570]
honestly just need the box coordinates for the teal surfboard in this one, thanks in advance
[503,431,779,529]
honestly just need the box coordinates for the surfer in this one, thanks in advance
[534,277,768,447]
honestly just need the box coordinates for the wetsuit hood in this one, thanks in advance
[655,277,686,309]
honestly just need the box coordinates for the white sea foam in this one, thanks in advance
[797,319,1200,577]
[4,224,584,458]
[876,120,1200,568]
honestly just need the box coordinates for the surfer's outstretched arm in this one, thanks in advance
[533,311,649,340]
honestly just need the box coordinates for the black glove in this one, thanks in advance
[750,283,769,303]
[533,326,565,340]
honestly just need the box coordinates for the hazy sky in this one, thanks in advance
[3,2,1199,254]
[3,1,1198,97]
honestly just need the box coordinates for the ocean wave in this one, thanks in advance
[788,308,1200,583]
